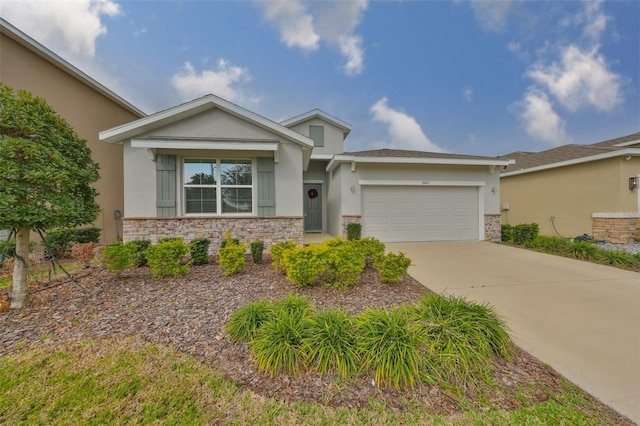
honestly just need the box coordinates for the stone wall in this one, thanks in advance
[484,214,502,243]
[341,215,362,238]
[123,216,304,251]
[592,213,640,243]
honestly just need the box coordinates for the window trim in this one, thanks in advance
[181,157,256,216]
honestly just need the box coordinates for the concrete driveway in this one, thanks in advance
[386,241,640,423]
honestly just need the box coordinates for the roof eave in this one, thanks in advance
[327,155,514,172]
[501,148,640,177]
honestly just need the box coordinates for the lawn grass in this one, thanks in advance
[0,337,623,425]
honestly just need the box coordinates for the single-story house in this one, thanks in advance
[99,94,513,248]
[0,18,145,242]
[500,132,640,243]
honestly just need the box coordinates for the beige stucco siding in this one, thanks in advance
[500,157,640,237]
[1,33,141,242]
[288,117,345,156]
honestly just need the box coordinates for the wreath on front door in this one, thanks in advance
[307,188,319,199]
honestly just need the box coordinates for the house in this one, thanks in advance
[0,18,145,243]
[99,94,512,248]
[500,132,640,243]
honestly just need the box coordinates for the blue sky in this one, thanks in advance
[2,0,638,156]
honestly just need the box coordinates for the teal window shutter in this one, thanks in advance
[309,125,324,147]
[257,157,275,216]
[156,155,176,217]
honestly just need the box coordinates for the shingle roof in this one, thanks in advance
[345,148,501,161]
[500,132,640,174]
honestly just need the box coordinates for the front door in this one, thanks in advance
[304,183,322,232]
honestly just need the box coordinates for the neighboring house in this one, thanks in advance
[0,18,145,243]
[100,95,512,247]
[500,132,640,243]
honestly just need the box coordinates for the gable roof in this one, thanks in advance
[99,94,314,150]
[280,108,352,138]
[327,148,513,172]
[0,18,145,118]
[500,132,640,176]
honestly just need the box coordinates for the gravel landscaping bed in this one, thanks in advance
[0,258,633,422]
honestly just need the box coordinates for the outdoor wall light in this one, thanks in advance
[629,177,639,190]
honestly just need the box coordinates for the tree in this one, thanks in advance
[0,84,100,308]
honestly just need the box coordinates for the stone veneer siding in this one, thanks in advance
[341,215,362,238]
[123,216,304,251]
[484,214,502,243]
[592,213,640,243]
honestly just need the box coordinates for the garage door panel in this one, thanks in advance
[362,186,479,242]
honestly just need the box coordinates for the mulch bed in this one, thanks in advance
[0,258,633,422]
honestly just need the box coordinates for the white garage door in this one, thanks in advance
[362,186,480,242]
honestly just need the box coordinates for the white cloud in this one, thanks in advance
[527,45,622,112]
[370,98,446,153]
[561,0,608,42]
[470,0,513,33]
[171,60,256,105]
[257,0,368,75]
[259,0,319,49]
[0,0,121,57]
[514,89,571,146]
[462,86,473,102]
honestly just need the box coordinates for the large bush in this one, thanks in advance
[102,242,137,276]
[501,223,539,245]
[218,233,246,276]
[145,239,189,279]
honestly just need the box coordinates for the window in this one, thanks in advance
[309,125,324,147]
[183,159,253,214]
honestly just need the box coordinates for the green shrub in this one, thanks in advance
[524,235,571,255]
[129,239,151,267]
[44,229,76,258]
[321,243,366,290]
[0,238,16,262]
[283,245,328,286]
[512,223,539,245]
[270,241,296,273]
[251,295,312,377]
[219,237,240,248]
[374,252,412,283]
[347,237,386,266]
[411,294,514,388]
[74,227,101,244]
[502,223,539,245]
[598,249,637,266]
[45,227,102,258]
[356,307,424,389]
[346,223,362,241]
[501,224,514,243]
[250,241,264,264]
[303,308,359,378]
[218,234,246,276]
[189,238,211,266]
[225,298,274,343]
[145,239,189,279]
[158,237,182,244]
[565,241,600,261]
[102,242,137,276]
